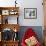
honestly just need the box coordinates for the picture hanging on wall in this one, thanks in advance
[24,8,37,19]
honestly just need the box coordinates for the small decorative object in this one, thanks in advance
[0,32,1,41]
[0,10,2,14]
[2,28,13,41]
[15,0,17,7]
[5,18,8,24]
[14,32,18,40]
[9,9,18,15]
[2,10,9,15]
[0,15,1,24]
[24,8,37,19]
[13,28,18,41]
[9,10,14,15]
[14,28,17,32]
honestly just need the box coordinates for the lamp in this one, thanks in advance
[15,0,17,7]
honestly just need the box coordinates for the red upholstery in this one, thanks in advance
[21,28,41,46]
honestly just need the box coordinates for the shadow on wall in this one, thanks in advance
[18,26,44,44]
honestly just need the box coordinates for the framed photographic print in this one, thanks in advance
[24,8,37,19]
[2,10,9,15]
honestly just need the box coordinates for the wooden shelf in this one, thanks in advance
[0,24,20,32]
[0,40,19,46]
[2,40,19,42]
[0,7,19,10]
[0,7,20,46]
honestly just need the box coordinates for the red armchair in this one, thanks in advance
[21,28,41,46]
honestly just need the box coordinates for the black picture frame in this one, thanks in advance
[24,8,37,19]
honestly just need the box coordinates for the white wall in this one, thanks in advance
[19,0,44,26]
[0,0,44,26]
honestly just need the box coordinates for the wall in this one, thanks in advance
[44,0,46,26]
[0,0,44,45]
[0,0,44,26]
[19,0,44,26]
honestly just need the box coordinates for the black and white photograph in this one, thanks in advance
[24,8,37,19]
